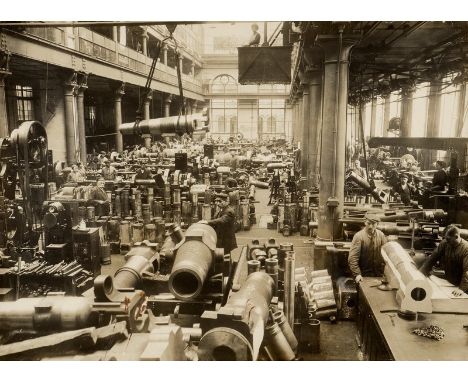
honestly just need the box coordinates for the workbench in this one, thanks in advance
[358,278,468,360]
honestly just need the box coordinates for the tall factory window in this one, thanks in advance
[15,85,35,122]
[210,74,238,136]
[211,99,238,134]
[258,98,285,137]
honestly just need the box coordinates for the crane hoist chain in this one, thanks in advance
[132,24,187,135]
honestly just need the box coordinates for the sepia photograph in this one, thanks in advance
[0,1,467,376]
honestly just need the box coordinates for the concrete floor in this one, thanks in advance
[102,187,360,361]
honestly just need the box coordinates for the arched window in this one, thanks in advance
[210,74,238,137]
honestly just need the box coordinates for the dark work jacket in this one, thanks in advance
[348,228,388,278]
[393,183,413,205]
[208,205,237,254]
[419,238,468,292]
[432,169,448,191]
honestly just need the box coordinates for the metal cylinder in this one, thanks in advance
[144,223,157,242]
[114,194,121,217]
[164,183,171,203]
[289,203,297,231]
[131,222,144,243]
[154,218,165,244]
[142,204,151,224]
[114,246,159,288]
[147,189,154,217]
[247,259,261,274]
[107,218,120,242]
[250,179,270,189]
[153,200,164,219]
[168,223,216,301]
[277,204,285,232]
[78,206,87,222]
[273,310,298,353]
[265,258,279,293]
[0,296,92,331]
[173,186,181,204]
[173,203,181,226]
[202,204,212,221]
[241,200,250,230]
[264,321,296,360]
[86,206,95,222]
[120,220,131,246]
[300,318,320,353]
[100,243,111,265]
[204,189,213,205]
[181,201,192,226]
[134,189,142,219]
[284,251,295,328]
[198,272,275,361]
[121,189,130,217]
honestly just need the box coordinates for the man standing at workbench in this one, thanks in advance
[348,214,388,284]
[419,225,468,297]
[199,193,237,255]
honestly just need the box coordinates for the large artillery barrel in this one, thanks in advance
[168,223,219,301]
[198,272,275,361]
[114,246,159,289]
[119,110,209,137]
[0,296,92,331]
[346,170,388,204]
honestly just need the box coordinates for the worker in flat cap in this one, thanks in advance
[419,225,468,297]
[392,173,416,205]
[200,193,237,255]
[348,213,388,283]
[101,158,117,181]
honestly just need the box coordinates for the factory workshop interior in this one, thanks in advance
[2,2,468,376]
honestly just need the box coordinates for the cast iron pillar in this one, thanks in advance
[297,91,303,150]
[400,84,415,137]
[426,79,442,167]
[369,97,377,137]
[76,73,88,163]
[382,94,390,137]
[114,83,125,153]
[316,33,358,241]
[0,71,11,138]
[290,100,296,143]
[164,94,172,117]
[455,78,467,137]
[144,89,153,120]
[162,44,168,66]
[64,73,79,165]
[307,69,323,189]
[300,74,311,178]
[141,28,148,56]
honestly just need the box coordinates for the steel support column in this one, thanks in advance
[382,95,390,137]
[370,97,377,137]
[456,82,467,137]
[297,93,303,149]
[164,94,172,117]
[300,81,310,177]
[0,72,10,138]
[316,34,358,241]
[144,89,153,120]
[426,80,442,167]
[76,75,88,163]
[400,85,414,137]
[64,78,78,165]
[307,69,323,188]
[114,83,125,153]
